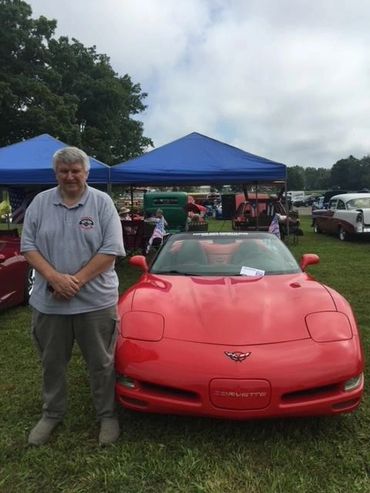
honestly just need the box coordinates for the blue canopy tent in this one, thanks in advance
[110,132,286,185]
[0,134,110,185]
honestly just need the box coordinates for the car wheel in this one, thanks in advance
[23,266,35,304]
[313,222,321,234]
[338,227,347,241]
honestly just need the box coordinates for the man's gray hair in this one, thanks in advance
[52,147,90,172]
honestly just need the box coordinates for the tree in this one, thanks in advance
[359,156,370,190]
[46,37,152,163]
[0,0,76,145]
[287,165,305,190]
[330,156,361,190]
[314,168,331,190]
[304,166,330,191]
[0,0,152,163]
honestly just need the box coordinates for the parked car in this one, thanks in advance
[115,232,364,419]
[311,196,325,211]
[302,195,317,207]
[324,190,348,208]
[292,198,307,207]
[232,195,276,230]
[0,229,34,310]
[312,193,370,241]
[287,191,305,206]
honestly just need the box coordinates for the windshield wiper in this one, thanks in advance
[154,270,202,276]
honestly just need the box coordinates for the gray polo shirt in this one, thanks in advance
[21,186,126,314]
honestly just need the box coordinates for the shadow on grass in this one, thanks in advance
[116,404,361,447]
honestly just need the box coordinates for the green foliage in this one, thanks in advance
[287,157,369,193]
[0,0,152,164]
[331,155,370,191]
[287,165,305,189]
[303,166,331,190]
[0,199,11,215]
[0,0,64,144]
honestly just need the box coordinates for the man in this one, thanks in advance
[21,147,125,446]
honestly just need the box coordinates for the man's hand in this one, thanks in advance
[49,273,80,300]
[23,251,81,300]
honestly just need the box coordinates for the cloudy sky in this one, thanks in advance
[28,0,370,168]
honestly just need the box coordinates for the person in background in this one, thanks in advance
[119,207,131,220]
[188,212,202,223]
[21,146,125,446]
[145,208,168,253]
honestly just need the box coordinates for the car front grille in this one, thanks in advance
[281,383,341,402]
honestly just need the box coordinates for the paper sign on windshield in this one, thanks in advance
[240,266,265,277]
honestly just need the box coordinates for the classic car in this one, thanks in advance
[312,193,370,241]
[0,229,34,310]
[232,195,276,230]
[143,191,188,233]
[115,232,364,419]
[312,190,349,212]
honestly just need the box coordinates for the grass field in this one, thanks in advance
[0,217,369,493]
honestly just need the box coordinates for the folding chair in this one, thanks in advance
[121,220,145,255]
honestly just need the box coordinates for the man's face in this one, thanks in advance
[55,161,88,195]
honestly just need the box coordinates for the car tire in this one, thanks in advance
[23,266,35,304]
[338,227,348,241]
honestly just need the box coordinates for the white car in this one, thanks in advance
[312,193,370,240]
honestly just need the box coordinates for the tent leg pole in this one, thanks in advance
[255,183,259,230]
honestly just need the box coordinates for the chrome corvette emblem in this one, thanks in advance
[224,351,251,362]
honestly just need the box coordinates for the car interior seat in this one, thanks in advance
[231,241,264,268]
[175,240,208,265]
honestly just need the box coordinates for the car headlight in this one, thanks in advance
[305,311,352,342]
[121,311,164,341]
[344,373,363,392]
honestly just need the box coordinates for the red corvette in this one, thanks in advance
[115,232,364,419]
[0,229,34,310]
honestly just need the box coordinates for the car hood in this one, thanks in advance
[129,274,336,345]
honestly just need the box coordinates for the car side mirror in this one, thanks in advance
[129,255,149,272]
[300,253,320,271]
[0,254,5,263]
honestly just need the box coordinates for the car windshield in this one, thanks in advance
[346,197,370,209]
[150,233,300,276]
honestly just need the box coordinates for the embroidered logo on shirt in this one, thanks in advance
[79,217,94,229]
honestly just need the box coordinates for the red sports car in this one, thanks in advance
[0,229,34,310]
[115,232,364,419]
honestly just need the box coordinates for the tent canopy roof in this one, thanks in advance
[111,132,286,185]
[0,134,109,185]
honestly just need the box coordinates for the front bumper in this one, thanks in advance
[115,336,364,419]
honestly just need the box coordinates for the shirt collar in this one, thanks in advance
[52,185,90,207]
